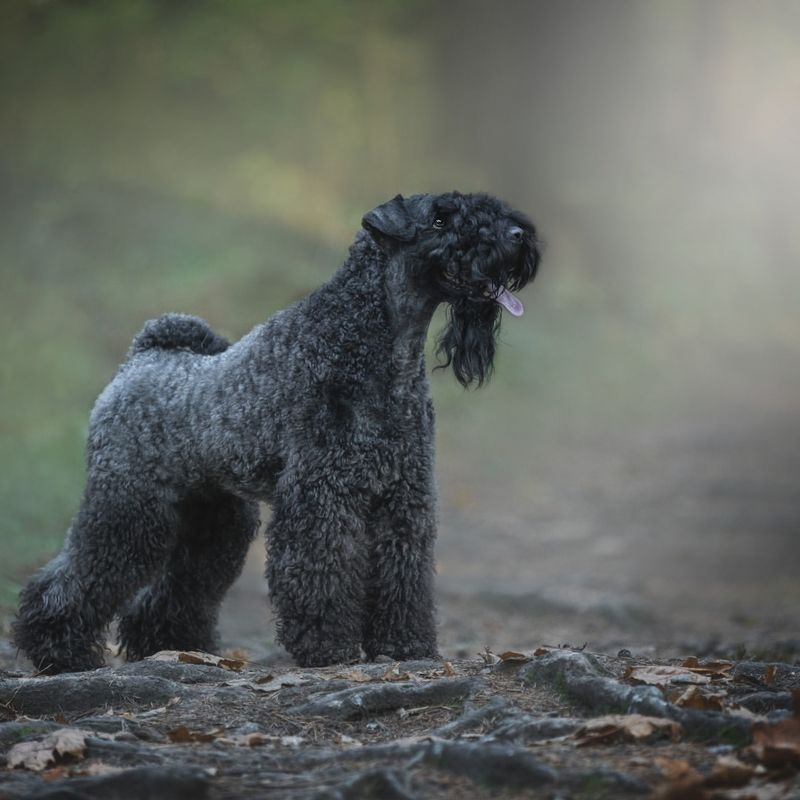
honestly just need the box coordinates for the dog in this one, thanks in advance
[14,192,541,673]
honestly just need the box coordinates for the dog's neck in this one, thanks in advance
[326,234,438,387]
[335,233,438,341]
[383,254,438,339]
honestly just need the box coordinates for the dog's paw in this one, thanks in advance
[364,641,439,662]
[289,643,361,668]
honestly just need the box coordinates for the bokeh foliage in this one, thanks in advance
[2,0,799,616]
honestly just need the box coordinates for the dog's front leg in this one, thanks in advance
[266,472,367,667]
[363,472,439,662]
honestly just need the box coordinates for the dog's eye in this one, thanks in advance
[432,215,448,230]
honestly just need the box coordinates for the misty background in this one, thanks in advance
[1,0,798,658]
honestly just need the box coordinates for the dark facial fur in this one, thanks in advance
[362,192,541,386]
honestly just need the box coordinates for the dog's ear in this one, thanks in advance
[362,195,416,245]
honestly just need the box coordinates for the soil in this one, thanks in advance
[0,648,798,799]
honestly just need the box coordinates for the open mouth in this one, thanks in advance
[442,273,524,317]
[487,283,524,317]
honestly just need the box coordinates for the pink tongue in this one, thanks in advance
[494,286,524,317]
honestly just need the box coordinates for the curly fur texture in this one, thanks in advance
[14,192,540,673]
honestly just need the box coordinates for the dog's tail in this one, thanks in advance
[128,313,230,357]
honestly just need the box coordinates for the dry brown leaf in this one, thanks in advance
[41,765,71,782]
[680,656,733,677]
[575,714,682,746]
[625,664,711,687]
[223,648,251,663]
[497,650,531,664]
[44,762,125,781]
[533,646,556,656]
[246,672,313,692]
[420,661,458,679]
[654,756,702,782]
[763,665,778,686]
[222,732,269,747]
[178,651,245,671]
[749,718,800,767]
[42,765,72,783]
[167,725,221,744]
[147,650,245,671]
[669,685,727,712]
[704,755,754,789]
[336,669,373,683]
[382,666,412,682]
[8,729,88,771]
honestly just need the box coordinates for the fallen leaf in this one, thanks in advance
[382,666,413,682]
[167,725,221,744]
[704,755,754,788]
[763,665,777,686]
[575,714,682,746]
[669,685,727,711]
[625,665,711,687]
[728,705,766,721]
[221,732,268,747]
[178,651,245,671]
[223,648,251,663]
[8,729,88,771]
[336,669,374,683]
[420,661,458,679]
[749,718,800,767]
[497,650,531,663]
[44,762,125,781]
[147,650,245,671]
[533,646,556,656]
[654,756,702,782]
[130,696,182,719]
[681,656,733,678]
[41,766,71,782]
[226,672,315,693]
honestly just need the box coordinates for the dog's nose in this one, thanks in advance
[508,226,524,244]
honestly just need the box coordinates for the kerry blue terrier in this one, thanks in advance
[14,192,541,673]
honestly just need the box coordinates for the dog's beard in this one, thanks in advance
[435,298,501,387]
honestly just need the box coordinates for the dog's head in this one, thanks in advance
[362,192,541,387]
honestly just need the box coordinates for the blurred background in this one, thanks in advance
[1,0,798,661]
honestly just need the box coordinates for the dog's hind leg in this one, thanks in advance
[266,471,368,667]
[118,492,259,661]
[13,480,178,674]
